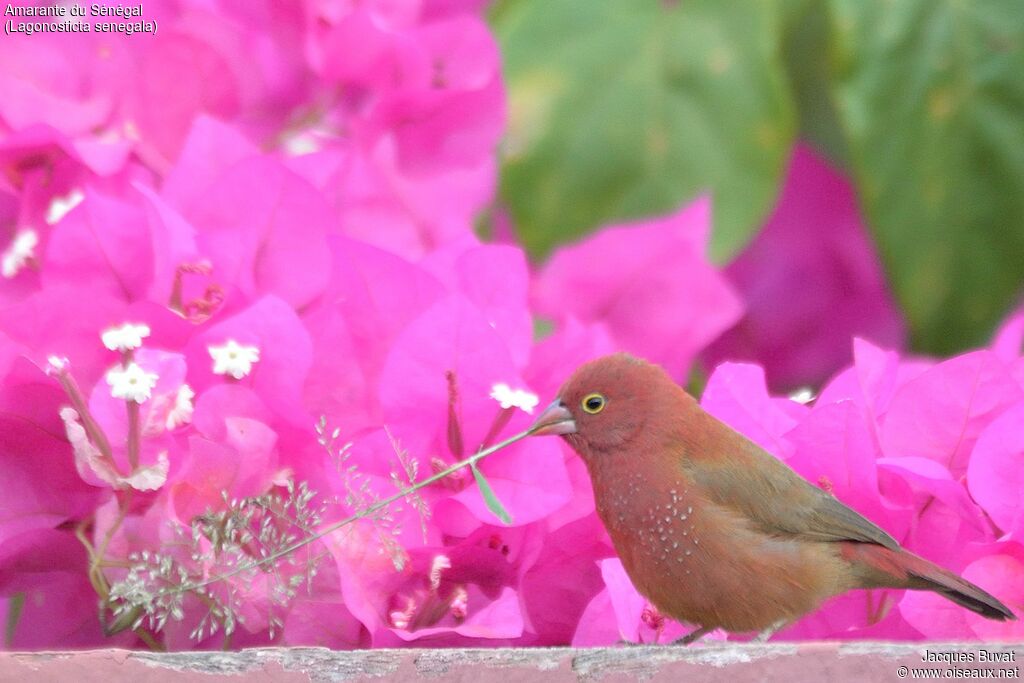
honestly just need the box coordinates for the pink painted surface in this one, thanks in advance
[1,644,1021,682]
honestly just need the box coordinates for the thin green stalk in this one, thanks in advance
[160,425,538,598]
[126,401,141,471]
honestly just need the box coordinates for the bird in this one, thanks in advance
[529,353,1015,644]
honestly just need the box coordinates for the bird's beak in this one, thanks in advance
[530,400,577,436]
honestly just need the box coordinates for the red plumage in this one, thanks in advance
[531,353,1014,642]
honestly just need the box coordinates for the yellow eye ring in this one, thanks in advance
[581,393,606,414]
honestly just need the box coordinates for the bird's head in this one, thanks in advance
[530,353,681,458]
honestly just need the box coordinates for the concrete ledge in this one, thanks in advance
[2,643,1021,682]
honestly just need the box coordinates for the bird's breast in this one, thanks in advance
[586,454,847,632]
[589,459,704,577]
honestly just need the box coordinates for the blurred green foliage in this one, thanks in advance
[491,0,1024,355]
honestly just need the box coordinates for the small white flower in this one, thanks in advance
[2,229,38,279]
[106,362,159,403]
[209,340,260,379]
[45,189,85,225]
[429,555,451,591]
[101,322,151,352]
[489,382,540,414]
[166,384,195,430]
[788,388,816,405]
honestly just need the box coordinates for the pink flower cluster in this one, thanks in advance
[0,0,1017,651]
[697,322,1024,642]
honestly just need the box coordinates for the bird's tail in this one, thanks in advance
[842,542,1016,621]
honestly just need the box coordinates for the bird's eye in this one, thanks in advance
[582,393,606,414]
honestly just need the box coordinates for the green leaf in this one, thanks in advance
[781,0,850,168]
[5,592,23,647]
[469,462,513,525]
[494,0,797,262]
[829,0,1024,352]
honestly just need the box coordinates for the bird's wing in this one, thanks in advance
[680,423,900,551]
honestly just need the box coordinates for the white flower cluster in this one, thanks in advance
[209,339,261,379]
[489,382,540,414]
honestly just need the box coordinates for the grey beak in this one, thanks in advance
[530,400,577,436]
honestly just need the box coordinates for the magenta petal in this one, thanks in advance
[192,384,274,442]
[302,236,445,438]
[785,590,904,640]
[0,67,112,137]
[316,9,398,86]
[187,295,313,426]
[572,589,619,646]
[124,32,241,165]
[991,306,1024,364]
[967,401,1024,536]
[0,368,102,535]
[134,183,201,305]
[42,190,153,302]
[453,437,572,525]
[900,589,976,640]
[378,294,523,457]
[421,240,533,367]
[185,156,331,308]
[161,115,259,213]
[879,456,992,565]
[879,350,1023,475]
[518,516,608,645]
[700,362,804,459]
[788,401,901,539]
[394,587,523,641]
[282,599,364,648]
[600,558,646,643]
[523,317,617,410]
[0,529,114,648]
[706,144,906,389]
[533,197,742,380]
[0,287,129,388]
[962,546,1024,640]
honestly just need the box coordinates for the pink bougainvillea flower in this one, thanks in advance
[180,156,332,310]
[879,350,1023,476]
[706,143,906,390]
[168,419,281,523]
[878,456,993,568]
[0,528,120,648]
[326,524,525,646]
[381,39,505,174]
[787,401,904,540]
[699,362,807,459]
[302,235,446,439]
[419,238,533,367]
[160,116,259,214]
[0,355,103,543]
[42,190,153,302]
[80,348,190,491]
[533,197,743,380]
[967,401,1024,538]
[517,515,610,645]
[991,304,1024,373]
[0,286,131,389]
[185,295,314,427]
[901,542,1024,640]
[378,295,571,526]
